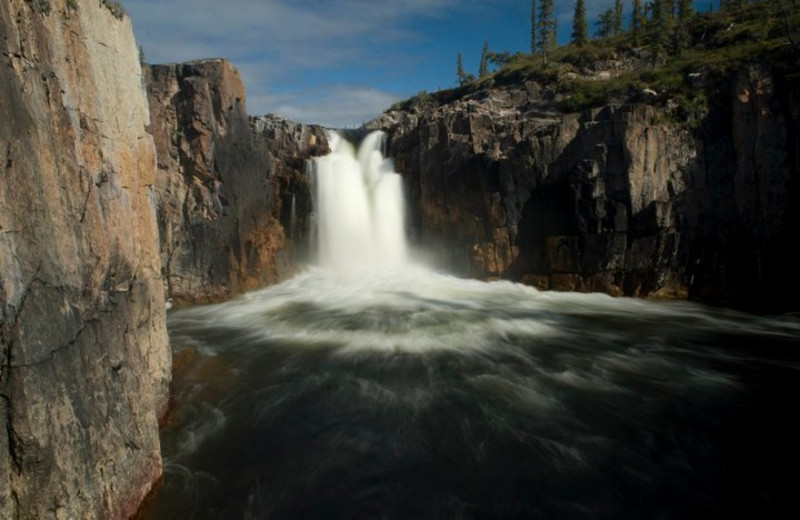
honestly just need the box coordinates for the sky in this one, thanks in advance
[125,1,710,128]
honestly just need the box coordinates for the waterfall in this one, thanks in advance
[310,130,408,272]
[289,194,297,239]
[148,131,800,520]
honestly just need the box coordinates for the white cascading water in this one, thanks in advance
[310,130,407,272]
[289,194,297,239]
[152,124,800,520]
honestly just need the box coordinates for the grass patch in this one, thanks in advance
[556,74,644,113]
[383,1,800,120]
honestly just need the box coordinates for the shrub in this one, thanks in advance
[29,0,52,14]
[101,0,127,20]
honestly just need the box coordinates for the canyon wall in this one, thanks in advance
[0,1,170,518]
[0,3,794,518]
[145,60,327,304]
[369,64,799,310]
[0,9,328,515]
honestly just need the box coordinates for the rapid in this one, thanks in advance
[140,131,800,520]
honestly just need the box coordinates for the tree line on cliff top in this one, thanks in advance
[456,0,797,87]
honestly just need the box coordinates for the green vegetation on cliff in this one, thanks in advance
[391,1,799,124]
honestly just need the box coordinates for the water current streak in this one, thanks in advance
[141,132,800,520]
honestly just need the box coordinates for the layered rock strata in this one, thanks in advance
[1,1,170,518]
[145,61,327,304]
[369,64,799,309]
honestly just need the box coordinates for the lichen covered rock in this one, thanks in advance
[1,1,170,518]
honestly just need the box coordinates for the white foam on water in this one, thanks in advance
[168,128,800,371]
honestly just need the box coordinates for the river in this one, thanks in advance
[139,131,800,519]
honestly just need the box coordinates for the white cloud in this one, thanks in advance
[125,0,475,125]
[250,86,402,129]
[126,0,463,66]
[126,0,538,126]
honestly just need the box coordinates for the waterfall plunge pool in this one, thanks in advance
[139,132,800,519]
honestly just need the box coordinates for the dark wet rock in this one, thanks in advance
[368,64,799,310]
[145,61,328,304]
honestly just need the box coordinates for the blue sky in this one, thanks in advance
[125,1,710,128]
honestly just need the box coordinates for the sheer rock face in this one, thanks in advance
[0,1,170,519]
[145,61,328,304]
[369,65,799,309]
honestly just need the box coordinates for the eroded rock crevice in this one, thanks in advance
[1,1,169,518]
[369,65,799,309]
[144,60,329,305]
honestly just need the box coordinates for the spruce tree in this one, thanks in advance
[538,0,557,64]
[597,8,615,38]
[720,0,746,10]
[665,0,676,19]
[572,0,589,46]
[651,0,674,50]
[678,0,694,19]
[648,0,661,27]
[631,0,645,44]
[613,0,624,35]
[673,0,694,52]
[479,41,490,77]
[456,52,467,85]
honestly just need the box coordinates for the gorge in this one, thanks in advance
[140,129,800,519]
[1,1,799,519]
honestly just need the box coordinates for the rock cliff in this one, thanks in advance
[145,60,327,304]
[0,1,170,519]
[0,2,795,516]
[369,64,799,310]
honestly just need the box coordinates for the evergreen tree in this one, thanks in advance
[631,0,646,44]
[572,0,589,46]
[487,50,514,68]
[479,41,490,77]
[664,0,675,27]
[720,0,747,10]
[597,8,616,38]
[673,0,694,51]
[456,52,469,86]
[651,0,674,50]
[678,0,693,19]
[531,0,537,53]
[538,0,557,64]
[613,0,624,35]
